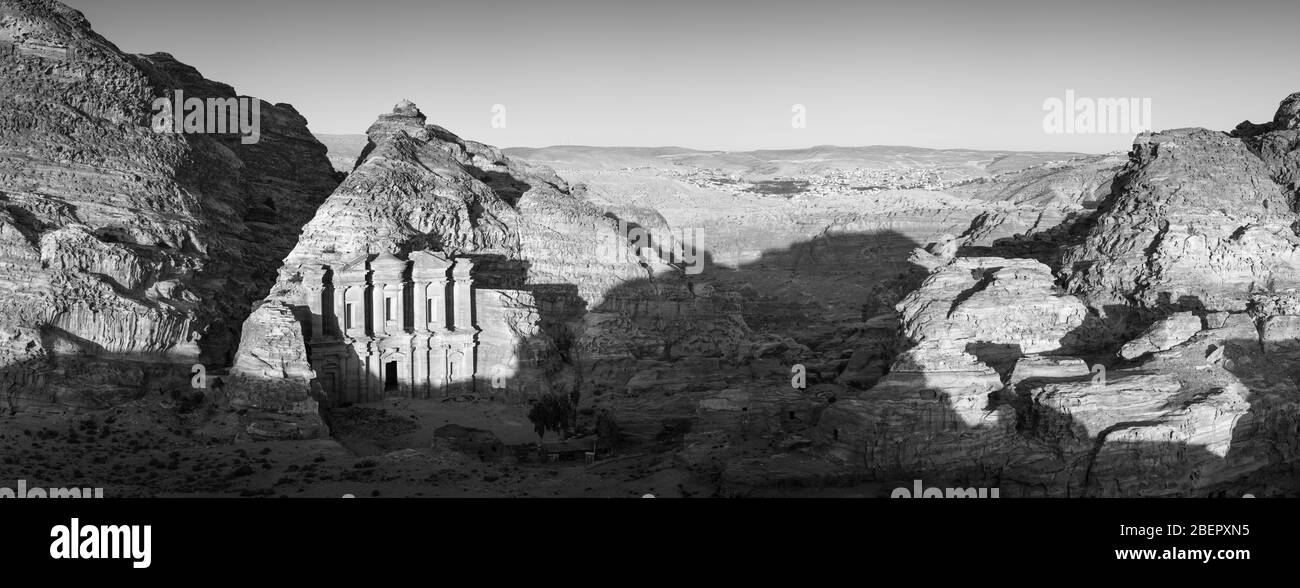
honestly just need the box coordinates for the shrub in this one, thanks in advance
[527,393,577,441]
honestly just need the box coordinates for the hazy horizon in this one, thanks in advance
[315,134,1098,157]
[63,0,1300,153]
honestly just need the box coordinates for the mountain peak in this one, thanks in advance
[1274,91,1300,130]
[365,98,429,141]
[393,99,422,117]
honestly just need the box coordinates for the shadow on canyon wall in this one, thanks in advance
[0,341,193,416]
[6,158,1295,496]
[478,196,1297,495]
[956,153,1300,494]
[458,218,930,447]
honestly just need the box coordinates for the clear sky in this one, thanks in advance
[63,0,1300,152]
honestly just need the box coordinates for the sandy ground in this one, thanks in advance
[0,397,725,498]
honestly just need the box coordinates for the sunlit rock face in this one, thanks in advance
[223,302,327,440]
[896,257,1089,366]
[954,154,1127,209]
[1118,311,1202,360]
[1060,120,1300,341]
[1008,302,1300,498]
[813,256,1087,482]
[230,101,754,435]
[0,0,338,411]
[1017,368,1247,496]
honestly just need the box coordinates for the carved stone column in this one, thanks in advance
[339,352,352,403]
[431,344,447,394]
[367,347,382,401]
[461,342,475,385]
[452,259,475,330]
[413,281,428,333]
[301,266,328,341]
[331,285,345,337]
[347,349,363,403]
[306,289,324,341]
[394,284,406,332]
[416,338,431,398]
[431,279,447,329]
[371,282,387,337]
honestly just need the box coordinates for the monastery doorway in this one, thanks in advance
[384,361,399,392]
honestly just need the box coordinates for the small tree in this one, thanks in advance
[528,392,577,442]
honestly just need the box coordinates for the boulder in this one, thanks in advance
[1119,312,1203,359]
[223,302,328,440]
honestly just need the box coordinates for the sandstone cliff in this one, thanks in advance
[0,0,338,413]
[229,101,753,438]
[1061,121,1300,340]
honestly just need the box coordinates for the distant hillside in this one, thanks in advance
[315,133,368,173]
[950,153,1129,208]
[508,145,1090,178]
[312,134,1088,177]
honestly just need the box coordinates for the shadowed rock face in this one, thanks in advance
[810,251,1293,497]
[0,0,339,411]
[813,256,1087,484]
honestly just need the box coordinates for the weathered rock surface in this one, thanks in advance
[896,257,1088,367]
[1118,311,1202,359]
[954,153,1126,209]
[807,94,1300,496]
[222,302,327,440]
[0,0,338,413]
[810,253,1289,496]
[1019,370,1249,495]
[1008,354,1090,387]
[232,100,754,434]
[1061,117,1300,336]
[813,256,1087,481]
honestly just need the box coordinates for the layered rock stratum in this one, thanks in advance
[0,0,338,413]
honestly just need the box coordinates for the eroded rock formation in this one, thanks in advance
[0,0,338,413]
[1061,126,1300,338]
[229,101,752,438]
[814,256,1086,482]
[806,93,1300,496]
